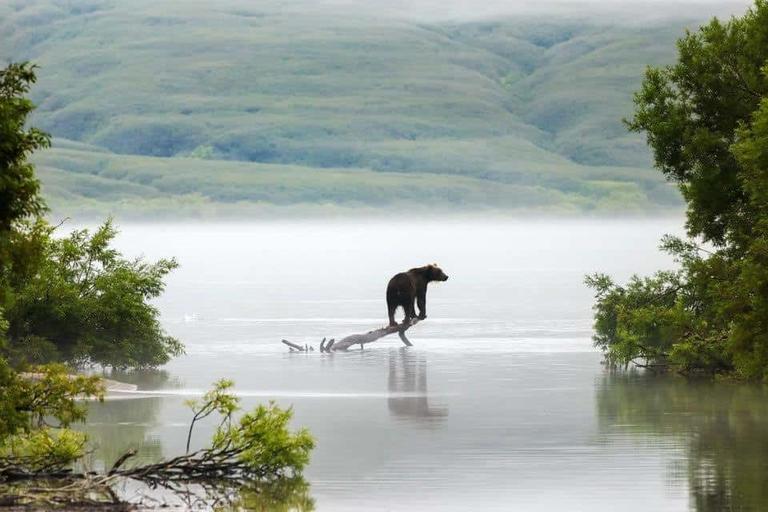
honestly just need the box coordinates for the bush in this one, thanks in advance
[2,219,183,369]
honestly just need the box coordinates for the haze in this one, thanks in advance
[312,0,752,22]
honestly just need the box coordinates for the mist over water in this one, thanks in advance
[80,218,768,511]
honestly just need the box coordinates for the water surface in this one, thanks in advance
[82,218,768,511]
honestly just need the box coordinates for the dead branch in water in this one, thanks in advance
[283,318,421,352]
[0,451,294,510]
[107,444,269,487]
[282,339,314,352]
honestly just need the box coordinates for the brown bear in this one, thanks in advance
[386,264,449,327]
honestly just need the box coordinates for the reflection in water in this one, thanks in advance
[388,349,448,424]
[597,372,768,512]
[105,475,315,510]
[78,371,174,469]
[107,368,181,390]
[80,397,164,471]
[224,477,315,512]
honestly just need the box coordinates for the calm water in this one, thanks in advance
[80,218,768,511]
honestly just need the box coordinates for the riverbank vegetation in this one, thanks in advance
[0,62,314,507]
[587,0,768,379]
[0,368,314,508]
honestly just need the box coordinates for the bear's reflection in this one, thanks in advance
[387,348,448,424]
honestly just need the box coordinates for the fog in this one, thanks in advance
[149,0,754,23]
[258,0,751,23]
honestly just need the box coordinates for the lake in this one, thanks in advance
[81,218,768,511]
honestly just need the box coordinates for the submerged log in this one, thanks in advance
[283,318,421,353]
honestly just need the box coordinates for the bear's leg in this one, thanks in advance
[404,299,417,325]
[388,303,397,327]
[417,289,427,320]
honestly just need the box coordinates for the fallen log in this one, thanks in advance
[283,318,421,352]
[331,318,420,351]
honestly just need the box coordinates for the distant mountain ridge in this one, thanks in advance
[0,0,739,216]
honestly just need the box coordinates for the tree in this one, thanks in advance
[0,62,182,369]
[0,62,49,354]
[588,1,768,379]
[0,62,48,232]
[626,2,768,248]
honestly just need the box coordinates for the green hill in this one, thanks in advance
[1,0,740,216]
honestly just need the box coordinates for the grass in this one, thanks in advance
[34,142,677,218]
[0,0,729,216]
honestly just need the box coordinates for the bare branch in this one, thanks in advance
[109,449,137,475]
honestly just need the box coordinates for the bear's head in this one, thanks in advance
[426,263,449,282]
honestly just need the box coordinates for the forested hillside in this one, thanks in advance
[0,0,734,216]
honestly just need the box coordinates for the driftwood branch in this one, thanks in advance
[331,318,420,351]
[282,318,421,352]
[281,340,313,352]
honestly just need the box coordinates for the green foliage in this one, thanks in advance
[589,1,768,379]
[727,98,768,378]
[0,359,26,439]
[1,219,183,369]
[3,0,696,213]
[0,428,88,473]
[186,379,241,420]
[0,362,104,438]
[185,379,240,453]
[218,402,314,478]
[35,143,677,216]
[226,477,315,511]
[627,0,768,246]
[0,362,104,474]
[187,381,315,478]
[586,248,733,375]
[0,62,49,231]
[585,270,687,367]
[0,62,49,351]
